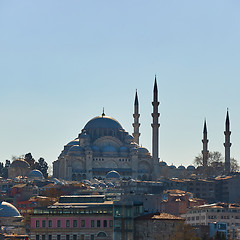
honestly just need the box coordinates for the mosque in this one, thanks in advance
[53,77,233,181]
[53,78,161,181]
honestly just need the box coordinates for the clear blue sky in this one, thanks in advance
[0,1,239,169]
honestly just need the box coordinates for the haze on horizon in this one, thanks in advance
[0,0,239,168]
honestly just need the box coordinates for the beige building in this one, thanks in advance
[182,203,240,236]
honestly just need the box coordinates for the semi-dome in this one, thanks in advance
[125,135,134,144]
[68,145,84,156]
[28,169,44,179]
[106,170,121,179]
[92,145,100,152]
[120,146,128,152]
[67,139,80,146]
[10,159,30,169]
[84,116,123,130]
[69,145,84,152]
[138,147,149,155]
[0,201,21,217]
[159,161,167,167]
[102,145,117,153]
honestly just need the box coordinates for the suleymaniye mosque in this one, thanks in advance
[53,76,231,181]
[53,77,161,181]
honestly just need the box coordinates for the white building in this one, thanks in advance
[182,203,240,237]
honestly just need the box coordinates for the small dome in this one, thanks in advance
[138,147,149,155]
[28,169,44,179]
[159,161,167,167]
[67,139,80,146]
[106,170,121,179]
[69,145,84,152]
[169,164,176,169]
[0,201,21,217]
[10,159,30,169]
[178,165,186,170]
[130,147,138,153]
[84,116,123,130]
[187,165,195,170]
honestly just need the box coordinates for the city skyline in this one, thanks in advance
[0,1,239,168]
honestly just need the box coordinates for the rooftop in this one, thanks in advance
[135,212,184,221]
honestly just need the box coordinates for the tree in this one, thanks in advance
[24,153,39,169]
[194,151,223,167]
[37,157,48,179]
[193,151,239,173]
[230,157,239,172]
[1,160,11,179]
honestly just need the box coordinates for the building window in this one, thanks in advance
[97,220,101,227]
[36,220,40,228]
[36,235,39,240]
[48,235,52,240]
[103,220,107,227]
[109,220,113,227]
[73,235,77,240]
[91,220,95,227]
[81,235,84,240]
[66,235,70,240]
[73,220,77,227]
[66,220,70,227]
[57,220,61,228]
[48,220,52,227]
[42,220,46,228]
[42,235,45,240]
[57,235,61,240]
[91,235,94,240]
[81,220,85,227]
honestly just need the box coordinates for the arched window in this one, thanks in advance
[97,232,107,237]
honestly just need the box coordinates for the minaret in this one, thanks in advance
[224,109,231,174]
[152,76,160,179]
[132,90,140,144]
[202,119,209,167]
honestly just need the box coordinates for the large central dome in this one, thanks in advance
[84,116,123,130]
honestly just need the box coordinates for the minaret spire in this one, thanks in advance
[202,119,209,168]
[102,107,105,117]
[152,75,160,180]
[224,109,231,174]
[132,90,140,144]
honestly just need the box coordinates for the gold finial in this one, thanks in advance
[102,107,105,117]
